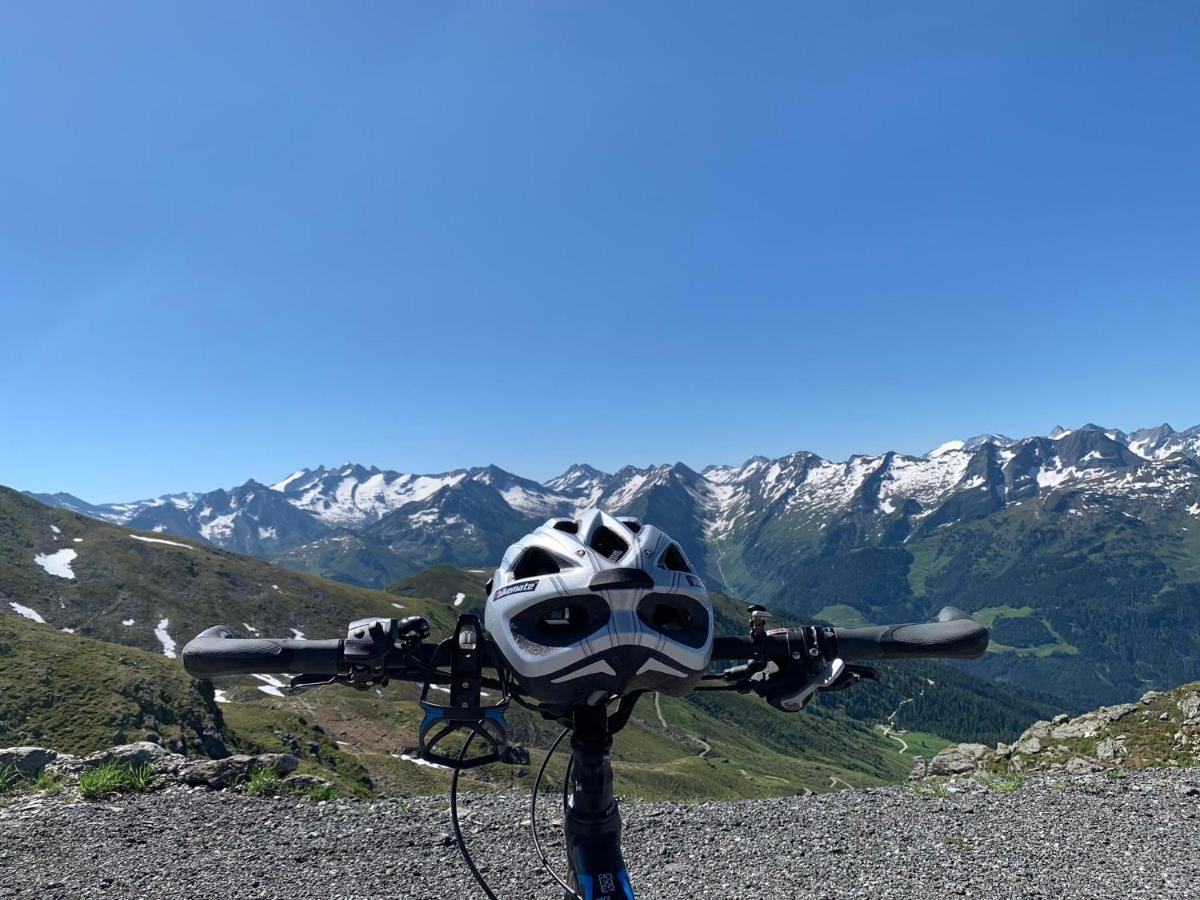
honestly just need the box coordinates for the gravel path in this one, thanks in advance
[2,769,1198,899]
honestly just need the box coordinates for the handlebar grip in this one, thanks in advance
[181,625,343,677]
[833,607,988,660]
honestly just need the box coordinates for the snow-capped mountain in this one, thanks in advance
[27,422,1200,590]
[23,421,1200,708]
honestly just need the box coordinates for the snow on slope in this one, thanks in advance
[34,548,77,579]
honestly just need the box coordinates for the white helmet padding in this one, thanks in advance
[484,509,713,708]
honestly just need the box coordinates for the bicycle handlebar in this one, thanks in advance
[182,625,343,677]
[831,606,988,660]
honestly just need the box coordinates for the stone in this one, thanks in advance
[282,773,331,790]
[52,742,173,775]
[1141,691,1164,705]
[1095,738,1127,763]
[927,743,989,776]
[1104,703,1139,723]
[1015,737,1042,755]
[1052,714,1070,725]
[0,747,59,779]
[908,757,927,780]
[174,753,299,789]
[1178,694,1200,726]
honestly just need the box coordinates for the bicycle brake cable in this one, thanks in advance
[451,729,500,900]
[531,727,583,900]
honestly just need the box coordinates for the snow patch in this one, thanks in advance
[271,469,308,492]
[122,619,135,626]
[928,440,965,458]
[392,752,449,770]
[454,592,465,607]
[9,602,46,624]
[290,628,305,640]
[155,618,177,659]
[61,627,75,634]
[213,690,230,704]
[131,534,193,550]
[50,525,61,535]
[34,548,77,579]
[252,673,287,697]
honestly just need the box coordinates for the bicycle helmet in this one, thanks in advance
[484,509,713,708]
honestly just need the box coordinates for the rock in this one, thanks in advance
[1065,757,1100,775]
[1095,738,1127,763]
[52,742,173,775]
[1104,703,1139,723]
[1141,690,1164,705]
[1052,714,1070,725]
[174,753,299,789]
[1019,721,1052,743]
[1051,711,1106,740]
[1178,693,1200,726]
[1160,712,1170,721]
[994,743,1012,758]
[1015,737,1042,755]
[282,774,331,790]
[927,743,989,776]
[908,757,927,780]
[0,747,60,779]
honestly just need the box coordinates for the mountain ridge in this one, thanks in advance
[23,422,1200,708]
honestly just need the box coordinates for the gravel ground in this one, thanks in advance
[2,769,1198,899]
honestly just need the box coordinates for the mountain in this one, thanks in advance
[2,490,1060,799]
[25,422,1200,708]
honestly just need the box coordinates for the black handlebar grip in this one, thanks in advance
[833,607,988,660]
[181,625,343,677]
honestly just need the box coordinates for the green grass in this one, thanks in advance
[246,768,284,796]
[974,772,1025,793]
[306,783,339,801]
[942,835,974,852]
[0,765,20,795]
[33,771,63,796]
[78,762,156,799]
[246,767,339,800]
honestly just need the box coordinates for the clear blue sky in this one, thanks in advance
[2,2,1198,501]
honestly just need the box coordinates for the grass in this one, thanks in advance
[974,772,1025,793]
[908,781,949,798]
[246,768,284,796]
[0,765,20,795]
[245,766,339,801]
[33,771,63,796]
[78,762,156,800]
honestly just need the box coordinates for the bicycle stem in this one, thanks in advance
[564,703,634,900]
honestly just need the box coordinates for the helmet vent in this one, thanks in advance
[511,547,562,580]
[589,526,628,562]
[552,520,579,534]
[619,519,642,533]
[658,543,691,573]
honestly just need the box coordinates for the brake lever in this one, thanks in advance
[819,663,879,694]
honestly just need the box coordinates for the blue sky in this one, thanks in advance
[2,2,1198,501]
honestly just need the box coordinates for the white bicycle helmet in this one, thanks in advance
[484,509,713,708]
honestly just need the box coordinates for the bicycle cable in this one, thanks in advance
[530,726,583,900]
[451,729,500,900]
